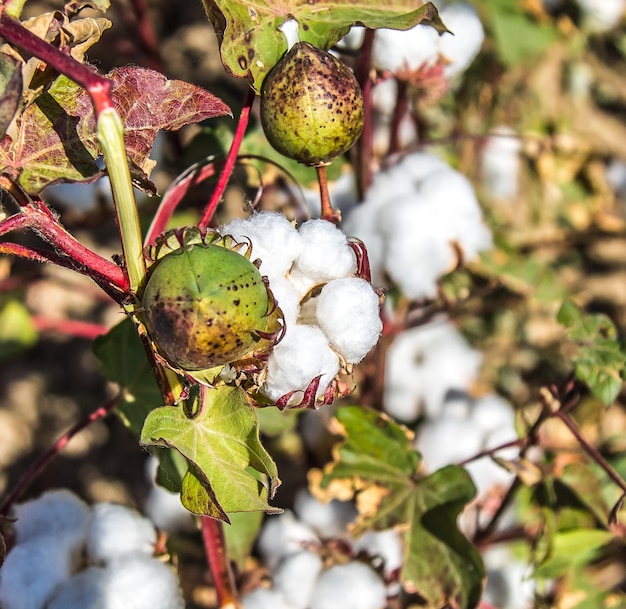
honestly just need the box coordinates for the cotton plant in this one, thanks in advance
[574,0,625,32]
[219,212,383,406]
[343,152,492,300]
[0,489,184,609]
[480,127,523,202]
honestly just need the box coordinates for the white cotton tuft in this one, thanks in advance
[384,322,482,421]
[310,562,387,609]
[0,537,75,609]
[256,511,319,570]
[242,587,297,609]
[269,276,302,326]
[482,546,535,609]
[86,503,157,565]
[293,489,357,538]
[100,554,184,609]
[481,127,521,201]
[273,550,324,609]
[262,325,340,402]
[13,489,91,550]
[315,278,382,364]
[221,212,303,283]
[575,0,625,32]
[438,3,485,79]
[372,25,439,74]
[353,529,404,577]
[47,567,108,609]
[290,220,356,295]
[470,394,516,436]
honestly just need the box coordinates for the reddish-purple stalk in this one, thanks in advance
[200,516,241,608]
[32,316,110,340]
[388,78,408,156]
[316,164,341,224]
[0,12,114,115]
[126,0,165,73]
[0,198,128,296]
[198,87,256,229]
[0,396,120,517]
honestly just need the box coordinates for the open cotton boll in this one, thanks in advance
[221,212,303,283]
[273,550,324,609]
[268,276,301,326]
[438,3,484,79]
[353,529,404,578]
[262,325,340,402]
[315,278,382,364]
[470,394,516,436]
[86,503,157,564]
[416,417,484,471]
[290,220,356,295]
[257,511,320,570]
[243,587,297,609]
[310,562,387,609]
[575,0,625,32]
[13,488,91,549]
[481,128,521,201]
[294,489,358,538]
[384,322,482,421]
[100,554,184,609]
[372,24,439,74]
[47,567,107,609]
[0,536,75,609]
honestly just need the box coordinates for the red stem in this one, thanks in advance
[0,199,128,295]
[0,12,113,115]
[198,87,255,229]
[32,316,109,339]
[126,0,164,72]
[200,516,241,608]
[0,396,119,517]
[388,78,408,156]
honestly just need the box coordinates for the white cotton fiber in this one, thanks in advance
[438,3,485,79]
[86,503,157,564]
[47,567,107,609]
[372,25,439,74]
[293,489,357,538]
[353,529,404,577]
[13,488,91,550]
[290,220,356,294]
[384,322,482,421]
[0,537,75,609]
[315,278,382,364]
[481,128,521,201]
[243,587,296,609]
[470,394,516,436]
[262,325,340,402]
[99,554,184,609]
[256,511,319,570]
[310,562,387,609]
[482,546,535,609]
[269,276,301,326]
[273,550,324,609]
[221,212,303,283]
[575,0,625,32]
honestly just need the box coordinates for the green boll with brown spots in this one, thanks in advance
[141,243,270,371]
[260,41,365,166]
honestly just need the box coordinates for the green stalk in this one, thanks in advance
[97,107,146,291]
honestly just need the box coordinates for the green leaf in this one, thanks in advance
[557,301,626,407]
[0,298,37,359]
[321,406,483,609]
[141,385,281,520]
[92,318,162,435]
[0,67,231,193]
[224,510,264,570]
[533,529,614,579]
[0,52,22,140]
[202,0,446,92]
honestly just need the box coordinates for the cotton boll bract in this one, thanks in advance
[86,503,157,565]
[0,537,76,609]
[315,278,382,364]
[262,324,340,402]
[273,550,324,609]
[309,562,387,609]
